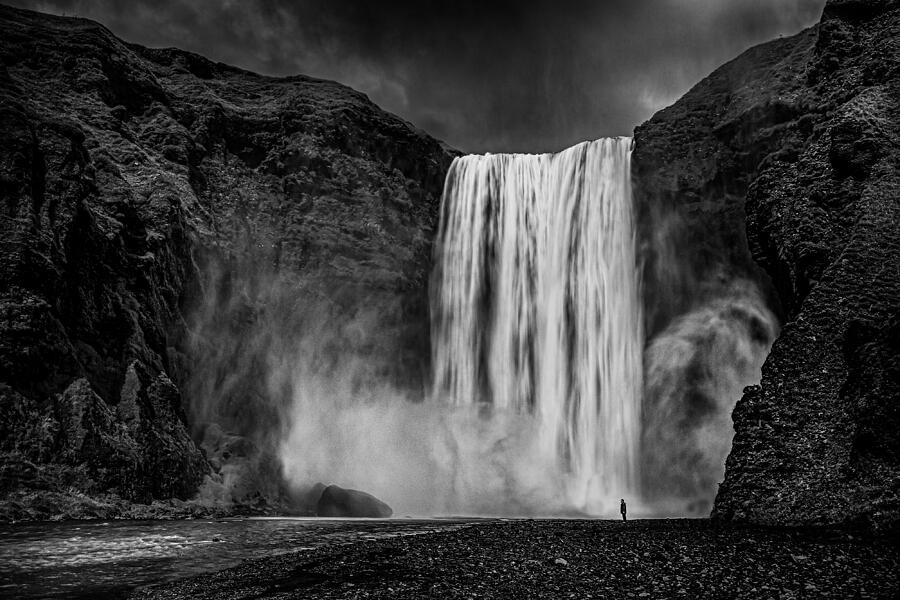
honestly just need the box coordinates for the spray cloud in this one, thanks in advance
[184,137,779,517]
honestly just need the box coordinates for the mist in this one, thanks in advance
[641,280,778,515]
[179,131,782,518]
[183,242,580,516]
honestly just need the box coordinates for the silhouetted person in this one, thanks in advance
[620,498,627,521]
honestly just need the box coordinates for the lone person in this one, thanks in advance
[620,498,627,522]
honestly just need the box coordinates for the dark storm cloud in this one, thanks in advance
[10,0,825,152]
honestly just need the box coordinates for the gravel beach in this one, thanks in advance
[132,519,900,599]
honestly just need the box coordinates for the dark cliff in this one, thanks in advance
[634,0,899,529]
[0,4,454,519]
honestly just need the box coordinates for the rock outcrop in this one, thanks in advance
[0,4,453,518]
[634,0,899,529]
[315,484,393,518]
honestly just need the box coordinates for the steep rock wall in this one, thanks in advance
[634,0,899,528]
[0,5,454,519]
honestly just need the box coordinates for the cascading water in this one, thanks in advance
[196,135,774,517]
[430,137,643,512]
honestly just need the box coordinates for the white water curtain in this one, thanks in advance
[430,137,643,511]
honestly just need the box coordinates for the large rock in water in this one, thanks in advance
[634,0,900,529]
[316,485,393,518]
[0,5,453,518]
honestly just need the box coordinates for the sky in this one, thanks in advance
[9,0,826,153]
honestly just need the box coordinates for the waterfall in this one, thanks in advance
[430,137,643,512]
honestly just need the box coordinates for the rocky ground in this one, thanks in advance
[0,489,292,522]
[132,519,900,599]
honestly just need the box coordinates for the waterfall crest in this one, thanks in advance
[430,137,643,511]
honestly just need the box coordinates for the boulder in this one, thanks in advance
[315,484,393,518]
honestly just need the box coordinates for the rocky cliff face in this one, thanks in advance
[0,5,454,519]
[634,0,899,529]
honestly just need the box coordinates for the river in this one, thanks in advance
[0,517,479,599]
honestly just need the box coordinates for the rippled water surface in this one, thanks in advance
[0,517,477,599]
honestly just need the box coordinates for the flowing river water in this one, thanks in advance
[0,517,481,599]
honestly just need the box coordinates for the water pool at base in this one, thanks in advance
[0,517,478,599]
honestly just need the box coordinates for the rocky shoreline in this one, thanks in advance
[132,519,900,599]
[0,489,295,522]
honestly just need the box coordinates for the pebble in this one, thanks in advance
[131,519,900,600]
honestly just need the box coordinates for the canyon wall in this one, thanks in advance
[0,4,453,519]
[634,0,899,529]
